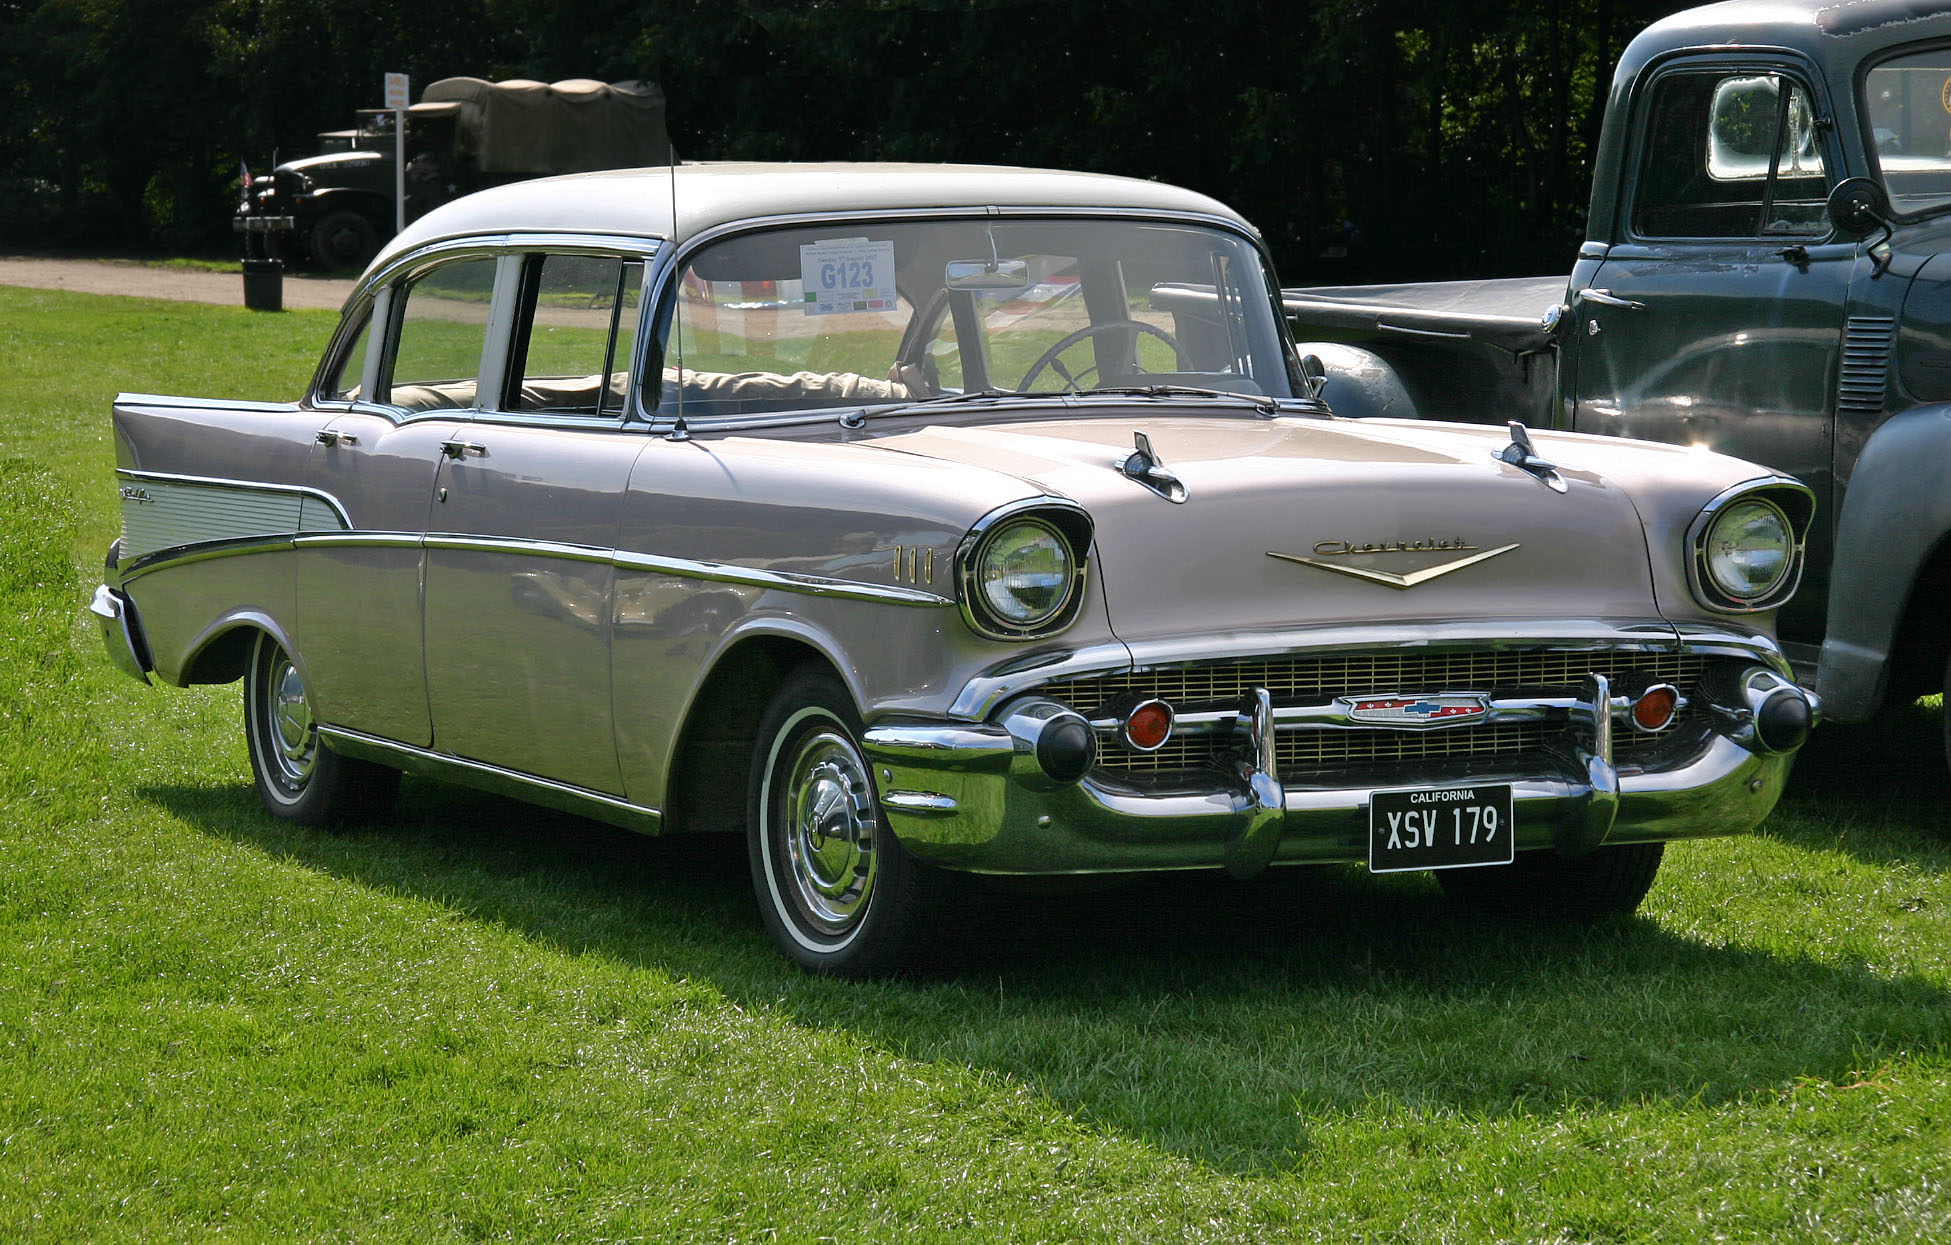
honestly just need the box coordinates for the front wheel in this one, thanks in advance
[747,668,940,976]
[244,632,398,826]
[307,209,379,270]
[1436,842,1665,920]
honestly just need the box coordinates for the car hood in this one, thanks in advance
[873,414,1666,644]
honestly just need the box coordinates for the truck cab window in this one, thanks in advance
[1865,46,1951,216]
[1634,70,1830,239]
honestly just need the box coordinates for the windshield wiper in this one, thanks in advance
[1080,384,1280,415]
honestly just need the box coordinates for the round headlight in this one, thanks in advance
[978,519,1075,627]
[1704,497,1793,602]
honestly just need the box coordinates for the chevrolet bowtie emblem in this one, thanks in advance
[1266,543,1520,589]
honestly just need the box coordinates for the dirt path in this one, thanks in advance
[0,255,357,311]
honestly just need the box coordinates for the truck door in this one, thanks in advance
[1571,63,1847,644]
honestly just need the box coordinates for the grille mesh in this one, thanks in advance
[1043,649,1708,778]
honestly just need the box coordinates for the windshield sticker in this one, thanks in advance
[799,239,897,316]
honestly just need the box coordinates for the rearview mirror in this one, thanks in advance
[945,258,1030,291]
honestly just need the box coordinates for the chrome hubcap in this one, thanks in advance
[263,650,317,790]
[780,729,878,935]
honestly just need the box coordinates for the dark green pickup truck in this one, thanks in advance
[1285,0,1951,769]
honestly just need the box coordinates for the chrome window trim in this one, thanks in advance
[363,232,663,296]
[1684,474,1815,613]
[633,206,1280,430]
[476,253,526,413]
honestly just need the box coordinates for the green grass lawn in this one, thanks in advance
[2,286,1948,1241]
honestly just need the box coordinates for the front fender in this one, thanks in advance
[1816,402,1951,720]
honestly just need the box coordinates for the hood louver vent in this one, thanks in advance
[1838,316,1895,418]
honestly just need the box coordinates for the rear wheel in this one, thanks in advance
[747,668,941,976]
[1436,842,1665,920]
[244,632,398,826]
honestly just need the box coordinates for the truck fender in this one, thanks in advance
[1815,402,1951,720]
[1291,341,1416,419]
[298,187,388,224]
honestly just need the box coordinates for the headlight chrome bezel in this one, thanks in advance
[1686,477,1815,613]
[956,499,1092,641]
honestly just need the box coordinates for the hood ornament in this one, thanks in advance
[1118,431,1188,504]
[1267,542,1520,589]
[1493,420,1568,493]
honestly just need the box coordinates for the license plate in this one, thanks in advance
[1368,784,1514,873]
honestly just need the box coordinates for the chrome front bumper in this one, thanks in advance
[863,671,1814,878]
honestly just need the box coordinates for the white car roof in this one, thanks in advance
[374,161,1255,269]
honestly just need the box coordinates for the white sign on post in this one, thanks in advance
[384,73,409,235]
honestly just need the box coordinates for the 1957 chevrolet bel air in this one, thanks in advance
[93,163,1818,974]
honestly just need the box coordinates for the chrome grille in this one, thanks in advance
[1044,649,1708,779]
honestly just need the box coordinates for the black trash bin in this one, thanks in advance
[241,257,284,312]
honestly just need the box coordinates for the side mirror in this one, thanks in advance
[1828,177,1891,240]
[1296,351,1328,400]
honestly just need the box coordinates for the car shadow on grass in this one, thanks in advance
[147,776,1951,1176]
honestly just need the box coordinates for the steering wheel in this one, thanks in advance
[1016,320,1190,392]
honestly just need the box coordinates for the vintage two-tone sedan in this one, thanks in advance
[94,163,1818,974]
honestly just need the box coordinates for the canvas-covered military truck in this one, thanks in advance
[1283,0,1951,771]
[237,77,670,269]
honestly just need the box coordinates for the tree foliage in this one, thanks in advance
[0,0,1688,281]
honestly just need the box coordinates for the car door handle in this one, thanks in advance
[1576,288,1647,310]
[314,428,358,446]
[440,440,486,459]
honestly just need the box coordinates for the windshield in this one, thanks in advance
[651,217,1293,417]
[1865,46,1951,215]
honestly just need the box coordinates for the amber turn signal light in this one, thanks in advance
[1122,699,1174,752]
[1631,683,1679,733]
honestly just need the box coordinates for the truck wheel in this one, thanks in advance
[308,210,378,270]
[747,667,943,976]
[1436,842,1664,920]
[244,632,399,826]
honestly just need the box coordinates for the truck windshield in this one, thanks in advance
[651,217,1293,418]
[1865,47,1951,215]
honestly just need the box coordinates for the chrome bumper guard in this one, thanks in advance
[863,670,1814,878]
[89,584,152,685]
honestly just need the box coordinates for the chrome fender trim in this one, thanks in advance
[319,725,663,835]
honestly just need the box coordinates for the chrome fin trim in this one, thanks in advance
[118,528,954,608]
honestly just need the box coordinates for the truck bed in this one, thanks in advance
[1282,275,1568,426]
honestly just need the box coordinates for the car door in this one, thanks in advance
[297,256,498,745]
[420,250,648,796]
[1570,61,1849,643]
